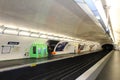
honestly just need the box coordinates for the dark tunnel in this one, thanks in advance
[102,44,114,51]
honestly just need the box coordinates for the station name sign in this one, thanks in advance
[8,41,20,45]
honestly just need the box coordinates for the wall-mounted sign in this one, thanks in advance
[8,41,20,45]
[56,42,68,51]
[1,45,11,54]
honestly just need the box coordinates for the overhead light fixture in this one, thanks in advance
[74,0,85,3]
[47,36,55,39]
[4,28,18,35]
[63,38,70,41]
[30,33,39,37]
[92,0,107,26]
[96,16,100,19]
[19,31,31,36]
[0,25,98,44]
[54,37,59,40]
[40,34,47,38]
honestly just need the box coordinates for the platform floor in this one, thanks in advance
[0,51,96,72]
[96,51,120,80]
[0,53,75,68]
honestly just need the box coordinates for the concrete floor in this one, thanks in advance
[0,54,75,69]
[0,51,93,72]
[96,51,120,80]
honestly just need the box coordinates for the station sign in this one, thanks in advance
[8,41,20,45]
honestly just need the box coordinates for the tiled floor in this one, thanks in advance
[96,51,120,80]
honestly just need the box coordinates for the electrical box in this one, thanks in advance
[29,43,48,58]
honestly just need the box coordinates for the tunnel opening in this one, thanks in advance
[102,44,114,51]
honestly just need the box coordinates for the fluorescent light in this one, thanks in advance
[4,29,18,35]
[74,0,85,3]
[63,38,74,42]
[47,36,55,39]
[0,25,96,43]
[54,38,59,40]
[4,24,18,29]
[64,38,69,41]
[30,33,39,37]
[40,34,47,38]
[96,16,100,19]
[68,39,73,42]
[19,31,30,36]
[92,0,107,27]
[57,38,63,41]
[19,27,29,31]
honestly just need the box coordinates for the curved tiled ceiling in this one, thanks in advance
[0,0,112,44]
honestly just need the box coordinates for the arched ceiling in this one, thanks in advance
[0,0,112,44]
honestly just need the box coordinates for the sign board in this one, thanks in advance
[8,41,19,45]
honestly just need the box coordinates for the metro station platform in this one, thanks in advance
[0,49,113,80]
[0,51,98,72]
[96,51,120,80]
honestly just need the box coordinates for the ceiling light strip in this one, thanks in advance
[0,25,99,44]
